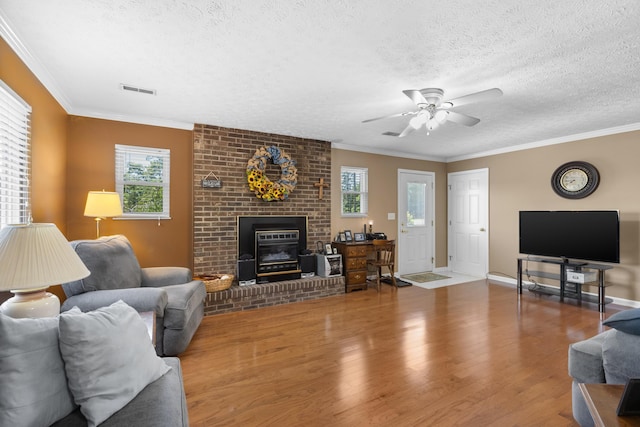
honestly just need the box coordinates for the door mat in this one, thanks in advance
[381,276,412,287]
[400,272,451,283]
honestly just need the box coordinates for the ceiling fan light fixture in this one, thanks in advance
[435,110,448,124]
[409,116,423,129]
[363,87,502,137]
[410,111,430,129]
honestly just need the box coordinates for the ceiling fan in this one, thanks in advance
[363,87,503,137]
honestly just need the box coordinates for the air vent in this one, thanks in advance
[382,131,400,137]
[120,84,156,95]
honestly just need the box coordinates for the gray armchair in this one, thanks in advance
[61,235,206,356]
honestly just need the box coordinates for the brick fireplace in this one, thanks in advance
[193,125,341,313]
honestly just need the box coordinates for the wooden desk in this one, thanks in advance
[334,242,371,293]
[579,383,640,427]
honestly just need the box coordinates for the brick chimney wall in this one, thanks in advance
[193,124,332,277]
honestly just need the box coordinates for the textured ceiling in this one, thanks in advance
[1,0,640,161]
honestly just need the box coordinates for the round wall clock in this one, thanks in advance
[551,161,600,199]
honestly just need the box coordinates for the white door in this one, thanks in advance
[397,170,434,275]
[448,168,488,277]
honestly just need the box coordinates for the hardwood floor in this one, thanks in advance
[180,280,619,426]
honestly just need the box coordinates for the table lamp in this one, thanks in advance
[0,223,90,318]
[84,190,123,238]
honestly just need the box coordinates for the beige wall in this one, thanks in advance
[448,130,640,301]
[331,148,449,268]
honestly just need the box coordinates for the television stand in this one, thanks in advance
[516,257,614,313]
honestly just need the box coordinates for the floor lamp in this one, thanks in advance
[0,223,90,318]
[84,190,123,238]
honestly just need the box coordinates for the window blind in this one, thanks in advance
[341,166,368,216]
[0,80,31,228]
[115,144,170,218]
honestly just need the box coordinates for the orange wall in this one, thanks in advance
[2,37,195,271]
[1,38,70,302]
[66,116,194,269]
[0,38,68,229]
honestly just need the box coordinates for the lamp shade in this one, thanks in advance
[84,191,123,218]
[0,223,90,291]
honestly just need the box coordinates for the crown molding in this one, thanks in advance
[0,11,73,111]
[69,108,194,131]
[445,122,640,162]
[331,142,446,162]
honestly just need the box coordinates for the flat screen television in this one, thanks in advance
[519,210,620,264]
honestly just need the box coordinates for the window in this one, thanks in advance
[115,144,170,219]
[406,182,426,226]
[0,80,31,228]
[341,166,368,216]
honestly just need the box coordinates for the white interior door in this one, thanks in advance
[448,168,488,277]
[397,169,434,275]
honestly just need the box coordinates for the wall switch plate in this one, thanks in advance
[388,213,395,220]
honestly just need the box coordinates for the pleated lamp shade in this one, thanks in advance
[0,223,90,318]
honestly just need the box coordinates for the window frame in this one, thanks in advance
[340,166,368,217]
[115,144,171,220]
[0,80,31,228]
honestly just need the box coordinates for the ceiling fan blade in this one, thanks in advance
[398,124,416,137]
[445,111,481,126]
[447,88,503,108]
[362,111,414,123]
[402,89,427,105]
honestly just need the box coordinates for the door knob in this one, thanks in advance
[480,228,486,232]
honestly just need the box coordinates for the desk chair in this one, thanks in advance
[368,240,397,292]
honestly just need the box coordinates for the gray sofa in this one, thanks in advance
[52,357,188,426]
[568,310,640,426]
[61,235,206,356]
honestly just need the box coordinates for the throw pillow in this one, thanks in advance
[0,313,76,427]
[59,300,170,427]
[603,308,640,335]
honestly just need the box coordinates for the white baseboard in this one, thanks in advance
[486,274,640,309]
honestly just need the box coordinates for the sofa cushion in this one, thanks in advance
[62,235,143,297]
[100,357,189,427]
[59,301,170,427]
[0,313,76,427]
[50,357,189,427]
[602,308,640,335]
[602,329,640,384]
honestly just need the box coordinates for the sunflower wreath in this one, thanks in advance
[246,146,298,201]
